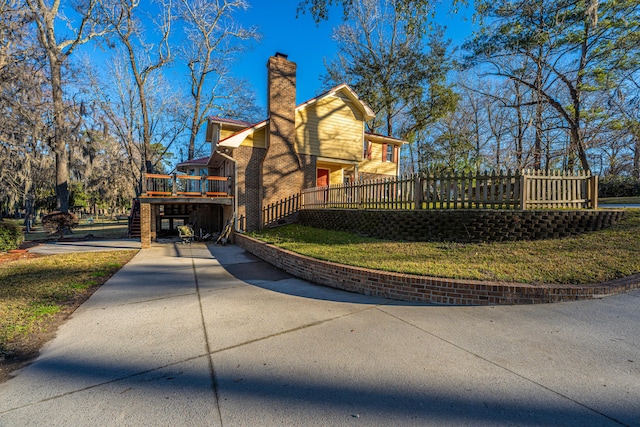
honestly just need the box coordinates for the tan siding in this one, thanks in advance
[239,128,266,148]
[316,162,345,185]
[220,129,236,140]
[296,96,363,161]
[358,142,398,176]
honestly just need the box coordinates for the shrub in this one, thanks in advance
[599,176,640,198]
[0,220,24,252]
[42,212,78,238]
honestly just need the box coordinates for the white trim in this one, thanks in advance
[316,156,359,166]
[366,132,407,145]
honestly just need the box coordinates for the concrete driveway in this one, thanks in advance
[1,242,638,426]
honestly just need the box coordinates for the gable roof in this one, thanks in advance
[176,156,209,168]
[296,84,376,121]
[208,116,253,127]
[217,119,268,149]
[213,84,377,150]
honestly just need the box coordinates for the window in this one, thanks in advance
[386,144,394,162]
[363,140,372,160]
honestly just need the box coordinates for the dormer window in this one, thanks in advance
[386,144,394,162]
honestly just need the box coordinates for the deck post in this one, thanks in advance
[171,173,177,196]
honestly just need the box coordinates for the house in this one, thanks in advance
[137,53,406,248]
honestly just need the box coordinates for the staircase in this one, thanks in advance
[128,199,141,238]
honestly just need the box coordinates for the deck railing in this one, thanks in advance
[302,170,598,210]
[143,173,231,197]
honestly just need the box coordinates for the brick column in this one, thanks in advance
[140,202,151,249]
[263,54,304,215]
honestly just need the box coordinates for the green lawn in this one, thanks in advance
[600,196,640,204]
[0,251,137,357]
[249,210,640,285]
[6,217,130,241]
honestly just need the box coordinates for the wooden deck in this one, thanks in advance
[142,173,232,200]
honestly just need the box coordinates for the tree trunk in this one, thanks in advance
[50,54,70,212]
[633,136,640,179]
[188,90,201,160]
[533,49,543,170]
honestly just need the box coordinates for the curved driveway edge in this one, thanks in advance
[234,233,640,305]
[1,242,639,426]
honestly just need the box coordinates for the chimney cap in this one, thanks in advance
[275,52,288,59]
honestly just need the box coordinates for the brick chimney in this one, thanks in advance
[262,53,305,204]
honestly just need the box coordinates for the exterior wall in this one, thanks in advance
[261,55,307,225]
[359,141,398,177]
[235,145,266,232]
[220,128,237,140]
[296,95,364,161]
[238,127,267,148]
[188,205,223,232]
[140,202,151,249]
[234,233,640,305]
[316,162,346,185]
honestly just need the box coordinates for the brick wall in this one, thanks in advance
[235,54,318,232]
[234,233,640,305]
[140,202,151,248]
[235,145,266,231]
[262,55,305,206]
[299,209,626,242]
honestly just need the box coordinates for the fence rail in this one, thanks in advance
[302,170,598,211]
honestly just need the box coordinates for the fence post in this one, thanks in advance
[172,173,177,196]
[520,171,527,210]
[590,174,599,209]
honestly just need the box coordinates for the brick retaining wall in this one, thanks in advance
[234,233,640,305]
[299,209,626,242]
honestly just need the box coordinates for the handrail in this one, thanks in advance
[142,172,231,198]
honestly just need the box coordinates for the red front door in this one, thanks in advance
[317,168,330,187]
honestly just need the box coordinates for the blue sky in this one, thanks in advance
[231,1,476,109]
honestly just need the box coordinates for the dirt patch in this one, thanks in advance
[0,251,42,265]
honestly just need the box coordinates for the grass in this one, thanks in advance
[600,196,640,204]
[0,251,137,356]
[249,209,640,285]
[6,217,130,241]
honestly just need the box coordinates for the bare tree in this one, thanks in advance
[25,0,109,212]
[100,0,174,192]
[177,0,258,160]
[85,48,185,192]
